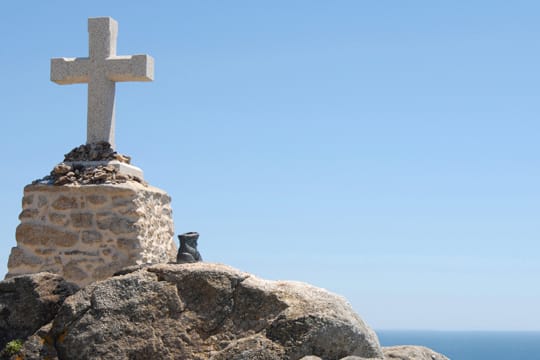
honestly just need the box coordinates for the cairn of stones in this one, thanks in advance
[7,17,177,286]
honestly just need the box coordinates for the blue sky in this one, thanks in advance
[1,1,539,330]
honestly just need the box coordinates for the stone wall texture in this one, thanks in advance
[6,182,177,286]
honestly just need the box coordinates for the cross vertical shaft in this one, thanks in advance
[87,75,116,145]
[87,18,117,146]
[89,17,117,58]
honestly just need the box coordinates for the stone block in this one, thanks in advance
[19,209,39,220]
[86,194,107,205]
[7,247,43,268]
[109,217,135,234]
[37,195,48,207]
[7,181,176,286]
[70,213,94,228]
[49,213,69,226]
[22,195,34,206]
[63,261,88,282]
[16,223,78,247]
[52,196,78,210]
[81,230,102,244]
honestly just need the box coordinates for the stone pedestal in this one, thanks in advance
[6,181,176,286]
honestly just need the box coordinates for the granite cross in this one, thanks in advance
[51,17,154,149]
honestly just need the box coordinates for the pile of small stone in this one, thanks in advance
[34,163,145,186]
[63,141,131,163]
[32,142,146,186]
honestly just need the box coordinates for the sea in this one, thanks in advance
[377,330,540,360]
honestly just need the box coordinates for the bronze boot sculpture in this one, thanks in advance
[176,232,202,264]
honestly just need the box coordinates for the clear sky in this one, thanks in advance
[0,1,538,331]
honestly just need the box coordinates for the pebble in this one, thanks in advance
[63,141,131,164]
[33,142,144,186]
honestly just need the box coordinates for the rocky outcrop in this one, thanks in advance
[300,356,376,360]
[299,345,450,360]
[0,272,78,350]
[13,263,382,359]
[382,345,449,360]
[1,263,450,360]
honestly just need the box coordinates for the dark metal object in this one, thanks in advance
[176,232,202,264]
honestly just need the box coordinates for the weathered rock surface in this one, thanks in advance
[2,264,450,360]
[0,272,78,350]
[382,345,449,360]
[300,356,375,360]
[299,346,450,360]
[14,263,382,360]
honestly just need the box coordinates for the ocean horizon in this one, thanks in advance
[377,330,540,359]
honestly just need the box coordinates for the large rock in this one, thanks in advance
[382,345,450,360]
[0,272,78,350]
[5,264,450,360]
[300,356,377,360]
[39,263,382,360]
[299,346,450,360]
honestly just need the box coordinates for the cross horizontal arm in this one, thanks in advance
[50,57,90,84]
[106,55,154,82]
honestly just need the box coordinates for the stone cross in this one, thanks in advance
[51,17,154,149]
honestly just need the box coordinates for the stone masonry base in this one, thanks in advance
[6,181,177,286]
